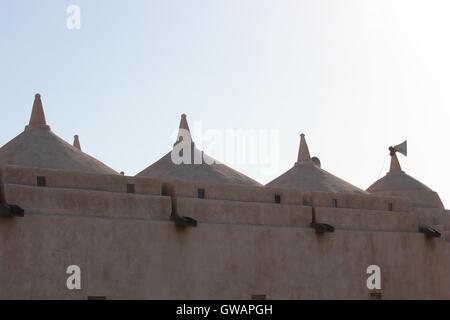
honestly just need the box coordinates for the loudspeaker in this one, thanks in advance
[393,140,407,156]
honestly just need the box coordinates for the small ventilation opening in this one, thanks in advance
[388,202,393,211]
[274,195,281,204]
[37,176,46,187]
[127,184,135,194]
[332,198,338,208]
[198,188,205,199]
[251,294,267,300]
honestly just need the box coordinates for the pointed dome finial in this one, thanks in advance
[174,113,193,146]
[296,133,311,164]
[25,93,50,131]
[179,113,190,132]
[73,134,81,151]
[389,147,403,173]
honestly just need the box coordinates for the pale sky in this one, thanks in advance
[1,0,449,207]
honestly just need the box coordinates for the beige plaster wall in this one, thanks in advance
[164,180,411,212]
[163,180,305,205]
[413,207,449,227]
[1,165,162,196]
[370,189,444,210]
[0,213,449,299]
[315,207,418,232]
[0,166,449,299]
[174,197,312,227]
[3,184,171,220]
[305,192,411,212]
[2,181,418,232]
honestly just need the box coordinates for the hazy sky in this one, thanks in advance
[1,0,449,207]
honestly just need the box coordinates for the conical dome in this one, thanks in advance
[367,150,444,209]
[136,114,261,186]
[266,134,366,195]
[0,94,117,175]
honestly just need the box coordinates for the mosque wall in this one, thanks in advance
[0,212,449,299]
[369,189,444,210]
[164,180,411,212]
[444,213,450,241]
[314,207,418,232]
[0,166,424,232]
[1,95,449,299]
[162,180,306,205]
[413,207,448,227]
[173,197,312,227]
[1,165,450,299]
[0,165,419,219]
[0,165,162,196]
[0,168,4,203]
[305,192,411,212]
[445,211,450,226]
[2,184,171,220]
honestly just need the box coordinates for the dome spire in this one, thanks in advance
[174,113,193,146]
[25,93,50,131]
[296,133,311,164]
[388,141,406,173]
[179,113,190,132]
[389,147,403,173]
[73,134,81,151]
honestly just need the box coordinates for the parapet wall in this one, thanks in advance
[174,197,312,227]
[0,165,162,196]
[315,207,418,232]
[414,207,448,227]
[162,180,305,205]
[163,180,411,212]
[305,192,411,212]
[0,166,426,232]
[2,184,171,220]
[370,189,444,210]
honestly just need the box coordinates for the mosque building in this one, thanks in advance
[0,94,449,299]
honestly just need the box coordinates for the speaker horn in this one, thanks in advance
[393,140,407,157]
